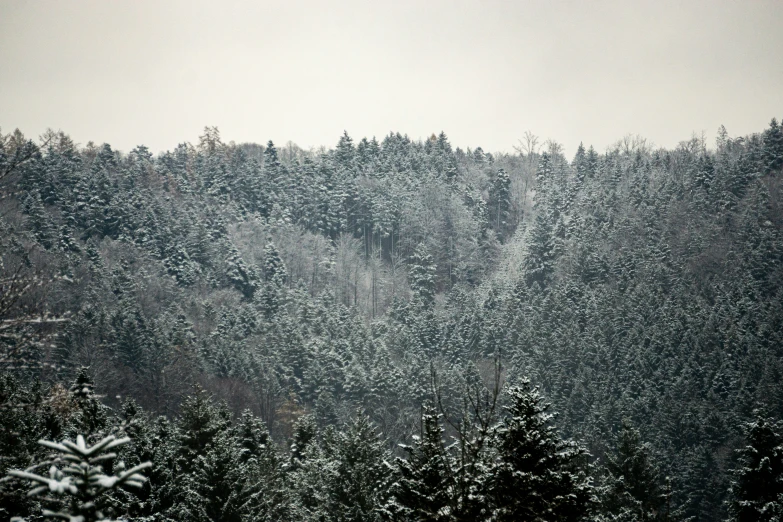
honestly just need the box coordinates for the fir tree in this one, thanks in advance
[409,243,436,307]
[225,244,259,299]
[487,381,595,521]
[602,419,667,521]
[336,130,356,169]
[389,406,454,521]
[763,118,783,174]
[68,367,110,435]
[488,168,512,240]
[22,192,55,249]
[177,388,230,466]
[728,413,783,522]
[322,414,391,521]
[6,434,151,522]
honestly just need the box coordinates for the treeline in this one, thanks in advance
[0,126,531,437]
[3,371,781,521]
[0,119,782,520]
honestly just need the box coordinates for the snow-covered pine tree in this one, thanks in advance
[763,118,783,174]
[409,243,436,307]
[68,367,110,436]
[6,434,150,522]
[321,414,391,521]
[225,244,259,300]
[487,381,595,521]
[602,419,667,521]
[260,240,288,317]
[488,168,511,241]
[335,131,356,170]
[388,406,454,521]
[727,413,783,522]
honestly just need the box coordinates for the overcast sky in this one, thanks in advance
[1,0,781,156]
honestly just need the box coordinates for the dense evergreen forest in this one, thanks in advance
[1,119,783,521]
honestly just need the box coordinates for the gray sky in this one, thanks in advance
[1,0,781,156]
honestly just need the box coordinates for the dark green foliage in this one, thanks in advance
[8,434,150,522]
[488,168,512,240]
[261,240,287,317]
[320,414,391,521]
[488,382,595,521]
[2,120,783,520]
[389,407,454,521]
[602,419,666,521]
[763,118,783,174]
[289,414,318,467]
[68,367,110,434]
[0,371,112,519]
[177,388,231,464]
[226,245,259,299]
[727,413,783,521]
[22,192,56,249]
[0,375,51,520]
[525,210,557,287]
[335,131,356,170]
[409,243,436,306]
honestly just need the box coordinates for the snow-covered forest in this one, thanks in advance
[2,120,783,520]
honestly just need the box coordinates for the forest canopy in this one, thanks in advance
[1,119,783,521]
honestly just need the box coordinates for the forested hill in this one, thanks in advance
[1,120,783,521]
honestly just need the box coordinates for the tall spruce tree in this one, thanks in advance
[487,381,595,521]
[728,413,783,522]
[602,419,667,521]
[409,243,436,307]
[389,406,454,521]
